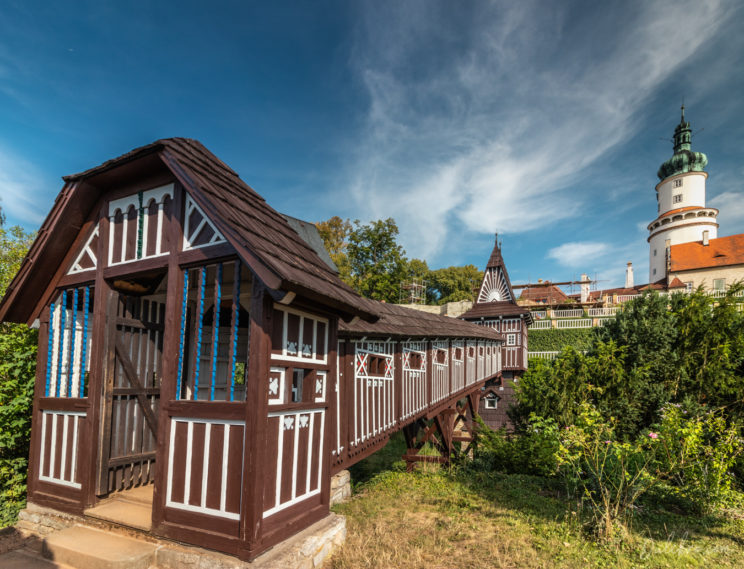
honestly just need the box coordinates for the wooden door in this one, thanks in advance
[99,294,164,494]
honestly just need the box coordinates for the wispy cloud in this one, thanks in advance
[0,146,47,226]
[547,242,609,268]
[344,0,729,263]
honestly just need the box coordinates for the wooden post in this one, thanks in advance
[27,309,50,500]
[239,280,272,559]
[85,204,111,505]
[150,184,184,531]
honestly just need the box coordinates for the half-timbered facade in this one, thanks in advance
[0,138,506,561]
[460,236,531,430]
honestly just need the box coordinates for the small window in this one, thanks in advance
[673,194,683,204]
[653,249,657,257]
[507,334,516,346]
[292,369,304,402]
[673,179,683,188]
[713,278,725,291]
[653,268,657,276]
[484,396,498,410]
[685,281,693,292]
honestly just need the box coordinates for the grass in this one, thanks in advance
[330,438,744,569]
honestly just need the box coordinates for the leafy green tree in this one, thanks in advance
[316,216,353,284]
[347,218,408,303]
[0,219,37,527]
[427,265,482,304]
[517,289,744,438]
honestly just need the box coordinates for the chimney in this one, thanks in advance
[703,230,709,246]
[625,262,634,289]
[580,273,589,303]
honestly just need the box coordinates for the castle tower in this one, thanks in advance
[647,106,718,281]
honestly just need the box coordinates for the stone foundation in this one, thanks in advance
[9,502,346,568]
[330,470,351,506]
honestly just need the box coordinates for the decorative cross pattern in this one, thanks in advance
[283,416,294,431]
[269,377,279,396]
[356,353,368,376]
[298,415,309,428]
[302,343,312,357]
[286,341,298,356]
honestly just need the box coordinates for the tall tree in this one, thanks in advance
[427,265,483,305]
[347,218,408,303]
[315,216,352,283]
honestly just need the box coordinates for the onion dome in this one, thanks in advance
[657,106,708,180]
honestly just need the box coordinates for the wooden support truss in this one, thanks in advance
[402,390,481,471]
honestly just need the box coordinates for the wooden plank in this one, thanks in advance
[115,337,159,435]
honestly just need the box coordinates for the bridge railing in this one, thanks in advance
[334,336,502,471]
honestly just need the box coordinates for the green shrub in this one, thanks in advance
[556,405,660,539]
[474,415,560,477]
[655,404,743,513]
[0,323,37,527]
[528,328,596,352]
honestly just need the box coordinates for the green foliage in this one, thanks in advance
[474,415,560,477]
[0,221,37,527]
[346,218,409,303]
[0,225,36,298]
[528,328,596,352]
[519,289,744,438]
[556,405,661,539]
[426,264,483,304]
[316,216,353,283]
[316,216,482,305]
[655,404,743,513]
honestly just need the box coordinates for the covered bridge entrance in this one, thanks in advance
[0,139,510,561]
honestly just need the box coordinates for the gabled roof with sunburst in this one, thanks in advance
[460,235,530,321]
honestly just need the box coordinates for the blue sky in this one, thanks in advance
[1,1,743,289]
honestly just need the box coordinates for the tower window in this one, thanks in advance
[653,249,657,257]
[673,179,683,188]
[653,268,657,276]
[673,194,683,204]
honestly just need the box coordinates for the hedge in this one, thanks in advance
[528,328,596,352]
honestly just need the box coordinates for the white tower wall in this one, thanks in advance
[656,172,708,213]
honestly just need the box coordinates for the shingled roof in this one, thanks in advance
[339,299,505,341]
[0,138,378,323]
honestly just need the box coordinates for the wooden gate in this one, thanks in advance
[98,293,164,494]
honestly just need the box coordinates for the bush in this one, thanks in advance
[0,323,37,527]
[474,415,560,477]
[556,405,661,539]
[655,404,743,514]
[527,328,596,352]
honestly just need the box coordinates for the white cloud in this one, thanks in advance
[344,0,729,262]
[0,146,47,226]
[547,241,609,268]
[710,190,744,232]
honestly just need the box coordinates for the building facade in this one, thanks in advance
[460,236,530,430]
[648,106,719,281]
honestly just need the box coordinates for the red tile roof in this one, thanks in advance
[519,285,571,304]
[670,234,744,271]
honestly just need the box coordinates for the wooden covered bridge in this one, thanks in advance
[0,139,518,561]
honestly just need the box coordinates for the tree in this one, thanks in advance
[315,216,353,284]
[0,220,37,526]
[516,289,744,438]
[427,265,483,305]
[347,218,408,303]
